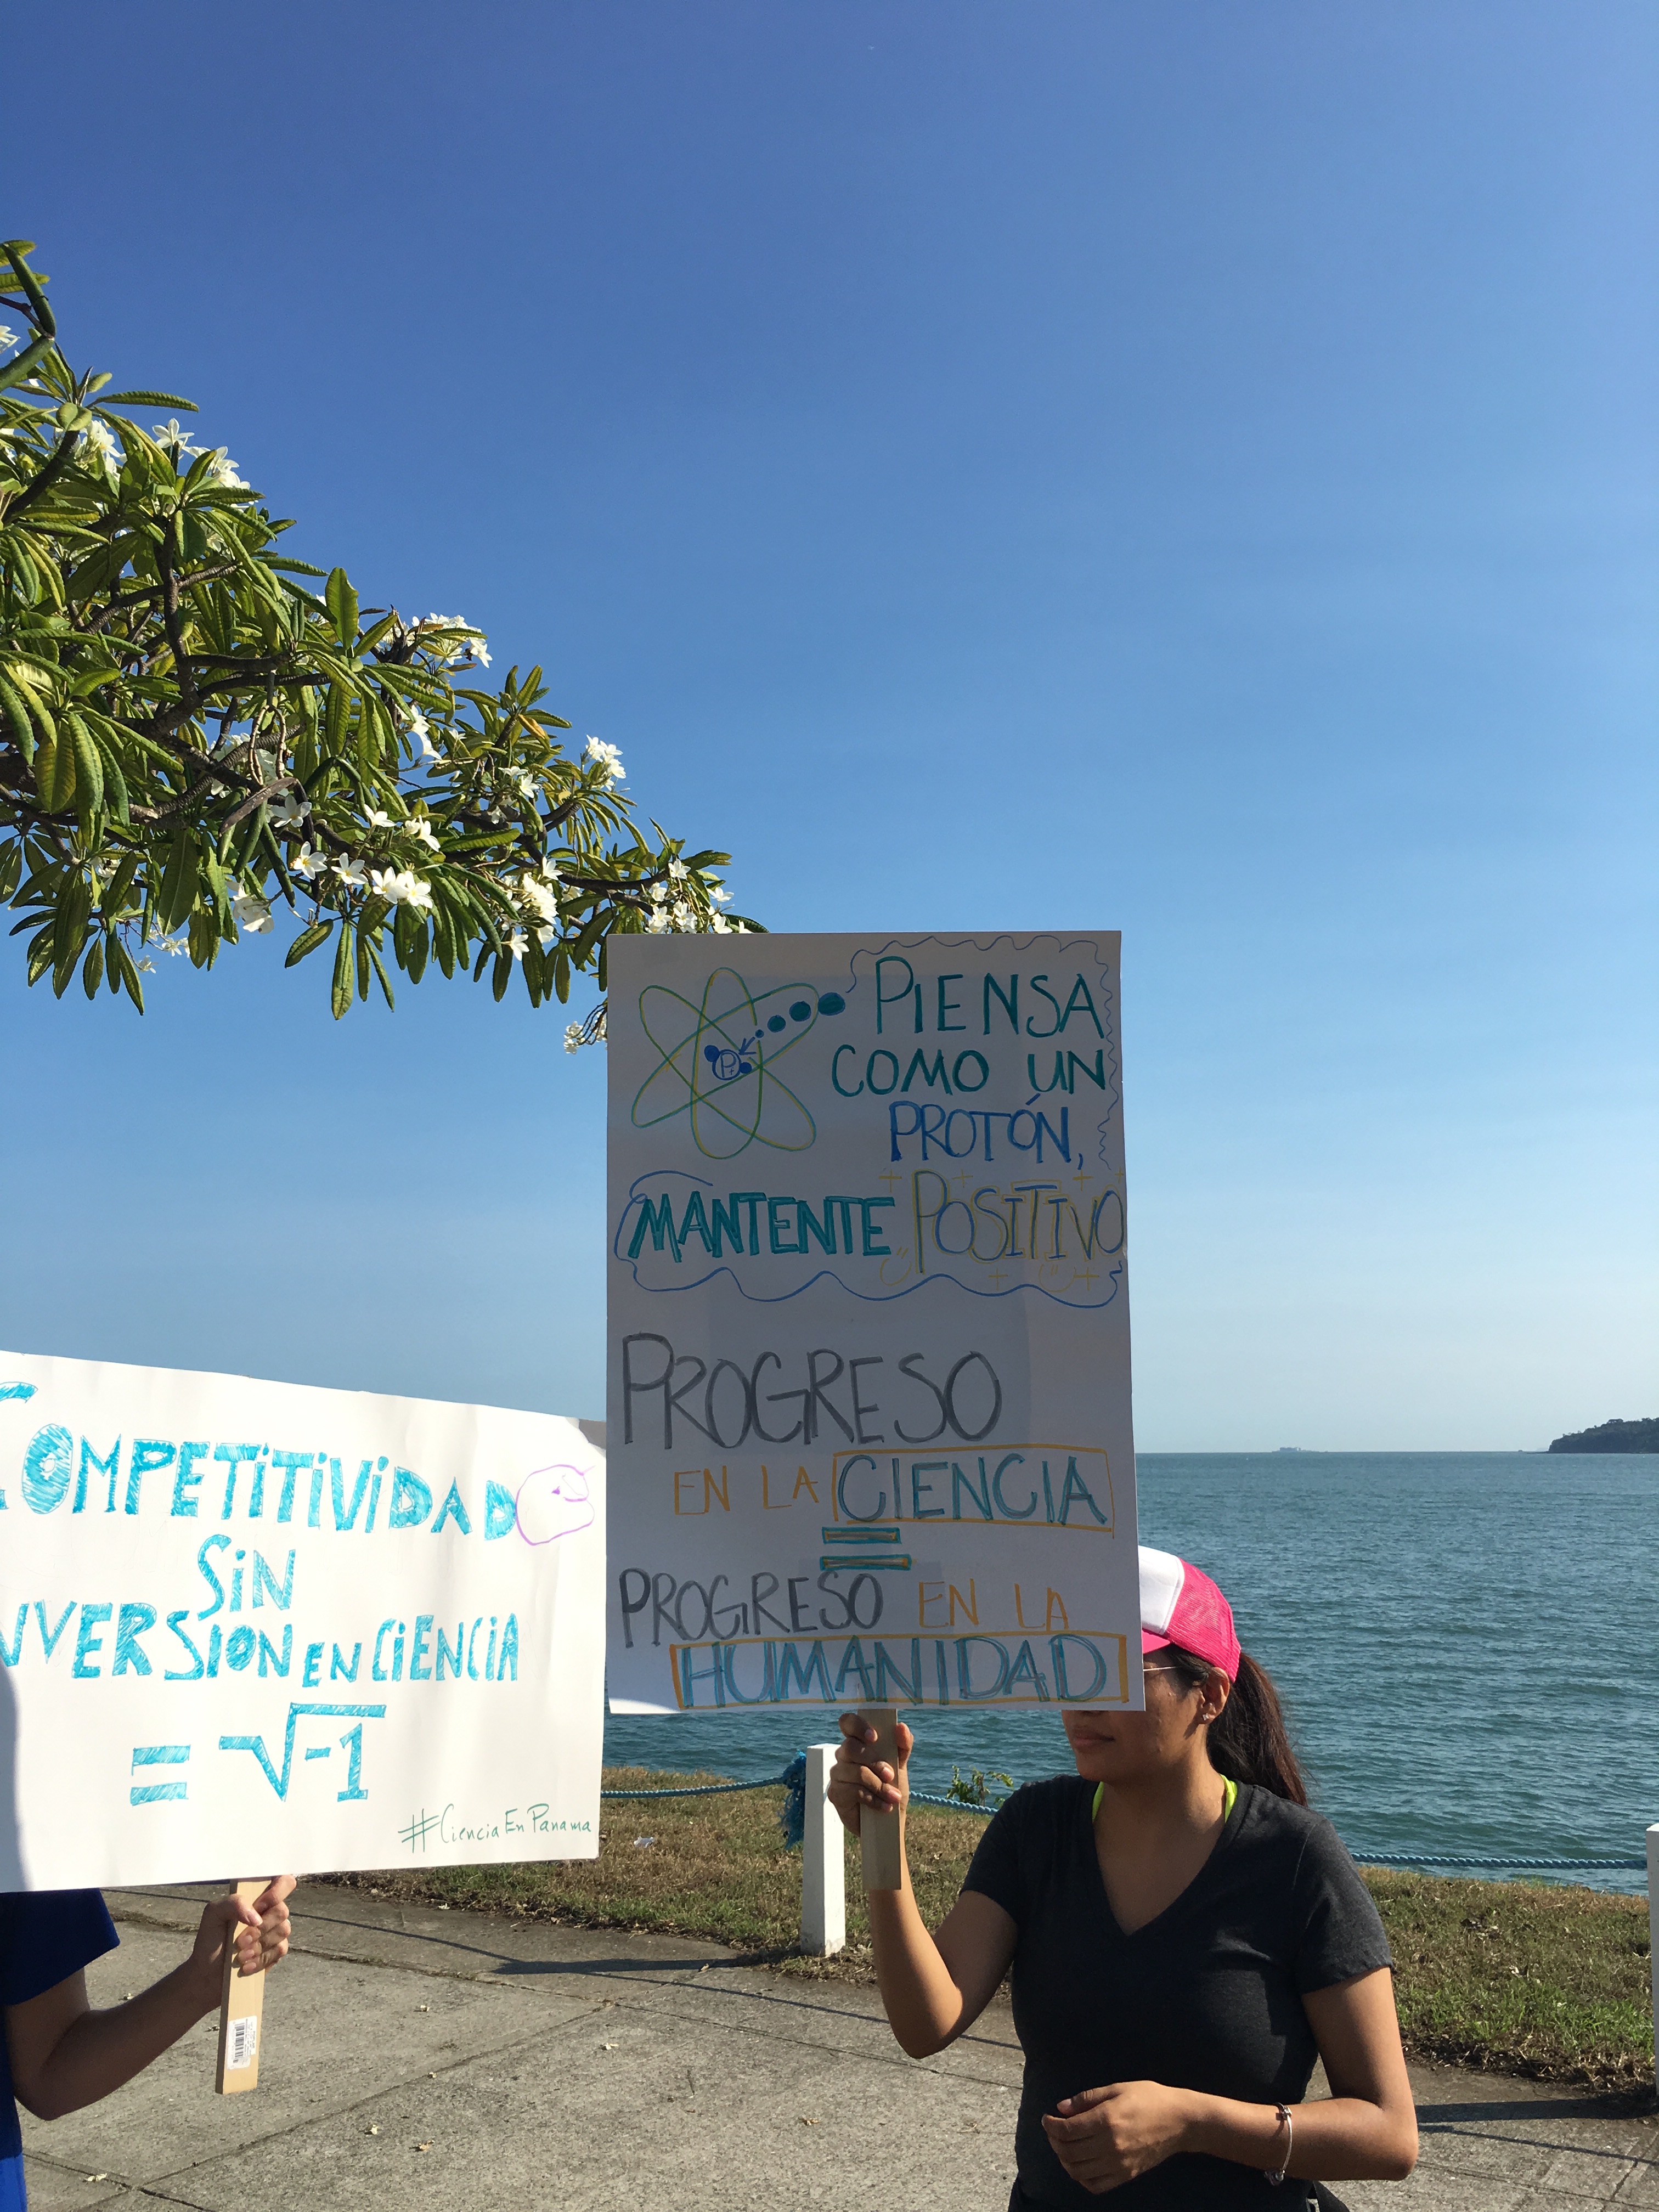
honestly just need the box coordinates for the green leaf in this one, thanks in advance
[325,567,359,650]
[103,851,140,913]
[331,916,354,1020]
[94,734,131,825]
[285,919,334,968]
[187,909,218,967]
[157,827,197,932]
[324,679,349,755]
[51,876,91,996]
[364,935,395,1011]
[81,934,104,998]
[66,714,103,816]
[0,328,56,396]
[111,935,145,1012]
[46,724,77,811]
[95,389,197,409]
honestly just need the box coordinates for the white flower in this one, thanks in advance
[537,925,558,950]
[708,911,730,934]
[160,932,188,957]
[667,858,687,879]
[202,448,248,489]
[645,907,670,934]
[290,843,326,880]
[648,880,669,905]
[708,883,732,905]
[407,708,440,762]
[369,867,433,911]
[152,418,198,456]
[0,326,17,357]
[538,856,562,883]
[269,793,307,829]
[584,736,624,785]
[469,640,492,668]
[506,928,528,961]
[335,856,367,889]
[670,901,693,928]
[82,418,121,469]
[512,769,536,797]
[232,889,273,935]
[563,1022,585,1052]
[406,816,440,850]
[521,877,559,924]
[137,956,156,973]
[365,808,397,830]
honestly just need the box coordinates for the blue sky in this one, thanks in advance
[4,1,1654,1447]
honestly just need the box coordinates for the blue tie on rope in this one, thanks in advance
[600,1758,1650,1870]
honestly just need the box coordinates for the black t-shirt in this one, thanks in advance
[0,1889,120,2212]
[962,1777,1392,2210]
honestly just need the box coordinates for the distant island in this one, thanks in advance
[1547,1417,1659,1454]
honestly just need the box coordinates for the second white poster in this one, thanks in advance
[606,931,1140,1717]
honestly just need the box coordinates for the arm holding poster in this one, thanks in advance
[5,1880,292,2120]
[827,1713,1015,2055]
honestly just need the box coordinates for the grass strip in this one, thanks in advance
[325,1767,1654,2095]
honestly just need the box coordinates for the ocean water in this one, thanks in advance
[605,1453,1659,1892]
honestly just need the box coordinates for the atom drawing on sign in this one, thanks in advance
[632,966,848,1159]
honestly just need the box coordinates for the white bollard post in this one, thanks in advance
[1647,1825,1659,2084]
[800,1744,846,1957]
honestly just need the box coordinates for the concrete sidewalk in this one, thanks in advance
[19,1882,1658,2210]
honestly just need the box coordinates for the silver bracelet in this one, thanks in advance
[1266,2102,1293,2186]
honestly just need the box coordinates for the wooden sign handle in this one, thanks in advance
[856,1705,905,1891]
[215,1880,268,2095]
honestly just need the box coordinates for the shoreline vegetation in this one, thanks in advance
[1547,1417,1659,1452]
[326,1767,1654,2099]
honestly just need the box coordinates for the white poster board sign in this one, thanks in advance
[0,1353,605,1889]
[606,932,1139,1717]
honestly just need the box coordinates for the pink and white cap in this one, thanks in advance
[1139,1546,1242,1680]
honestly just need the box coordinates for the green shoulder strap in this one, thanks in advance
[1092,1774,1239,1821]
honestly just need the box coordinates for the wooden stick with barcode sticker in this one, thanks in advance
[855,1705,905,1891]
[215,1880,268,2095]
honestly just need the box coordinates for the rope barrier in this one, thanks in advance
[599,1774,795,1799]
[600,1757,1651,1872]
[1351,1852,1647,1871]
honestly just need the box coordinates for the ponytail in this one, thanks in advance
[1165,1645,1307,1804]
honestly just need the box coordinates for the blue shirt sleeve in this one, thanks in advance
[0,1891,120,2008]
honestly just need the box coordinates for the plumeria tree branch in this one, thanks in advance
[0,239,758,1029]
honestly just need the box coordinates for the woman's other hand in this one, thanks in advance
[1040,2081,1194,2193]
[827,1711,912,1835]
[188,1877,296,2007]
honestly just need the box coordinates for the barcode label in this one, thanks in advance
[227,2015,258,2071]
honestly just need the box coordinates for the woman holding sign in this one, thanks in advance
[829,1550,1416,2209]
[0,1878,294,2210]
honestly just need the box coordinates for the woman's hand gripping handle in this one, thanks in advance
[829,1707,911,1887]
